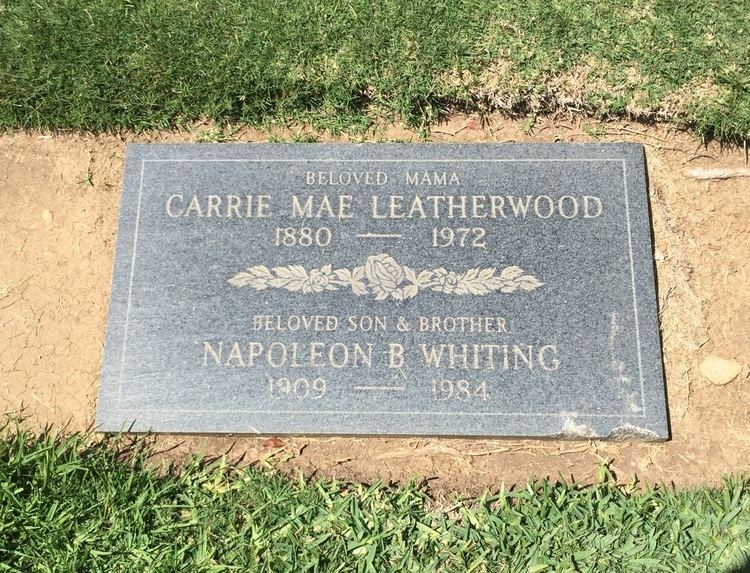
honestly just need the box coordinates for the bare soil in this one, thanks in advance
[1,117,748,494]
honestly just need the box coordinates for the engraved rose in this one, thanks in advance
[365,254,404,299]
[437,271,460,294]
[301,266,333,293]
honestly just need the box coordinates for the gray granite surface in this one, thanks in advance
[96,143,669,439]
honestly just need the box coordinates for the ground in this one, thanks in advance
[1,116,748,495]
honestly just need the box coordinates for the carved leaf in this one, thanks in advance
[517,275,543,291]
[403,266,417,284]
[416,270,434,287]
[500,266,524,281]
[289,265,307,278]
[453,283,468,295]
[269,277,294,290]
[227,266,273,289]
[469,281,492,295]
[334,266,367,294]
[228,272,255,288]
[250,265,273,277]
[351,280,368,295]
[479,267,496,280]
[463,268,480,282]
[487,276,506,290]
[335,268,352,282]
[449,266,499,295]
[402,284,419,300]
[286,279,306,292]
[457,276,491,295]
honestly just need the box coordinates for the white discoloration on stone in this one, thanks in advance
[607,424,661,441]
[556,418,598,439]
[608,311,642,413]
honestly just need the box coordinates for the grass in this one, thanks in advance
[0,0,749,142]
[1,426,749,572]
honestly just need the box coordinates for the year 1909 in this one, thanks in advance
[268,377,326,399]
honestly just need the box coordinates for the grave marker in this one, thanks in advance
[97,143,669,439]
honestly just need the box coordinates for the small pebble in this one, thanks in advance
[699,354,742,386]
[41,209,54,227]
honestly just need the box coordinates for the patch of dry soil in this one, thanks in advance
[1,117,748,494]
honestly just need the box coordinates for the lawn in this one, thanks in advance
[1,0,749,141]
[1,426,749,572]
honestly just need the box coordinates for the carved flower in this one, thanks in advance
[302,267,332,293]
[437,271,460,294]
[365,254,404,299]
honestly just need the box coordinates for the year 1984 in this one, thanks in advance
[432,379,488,401]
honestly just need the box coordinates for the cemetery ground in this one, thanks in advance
[2,116,748,495]
[1,0,750,568]
[2,120,748,572]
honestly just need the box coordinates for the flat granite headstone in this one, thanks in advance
[97,143,669,439]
